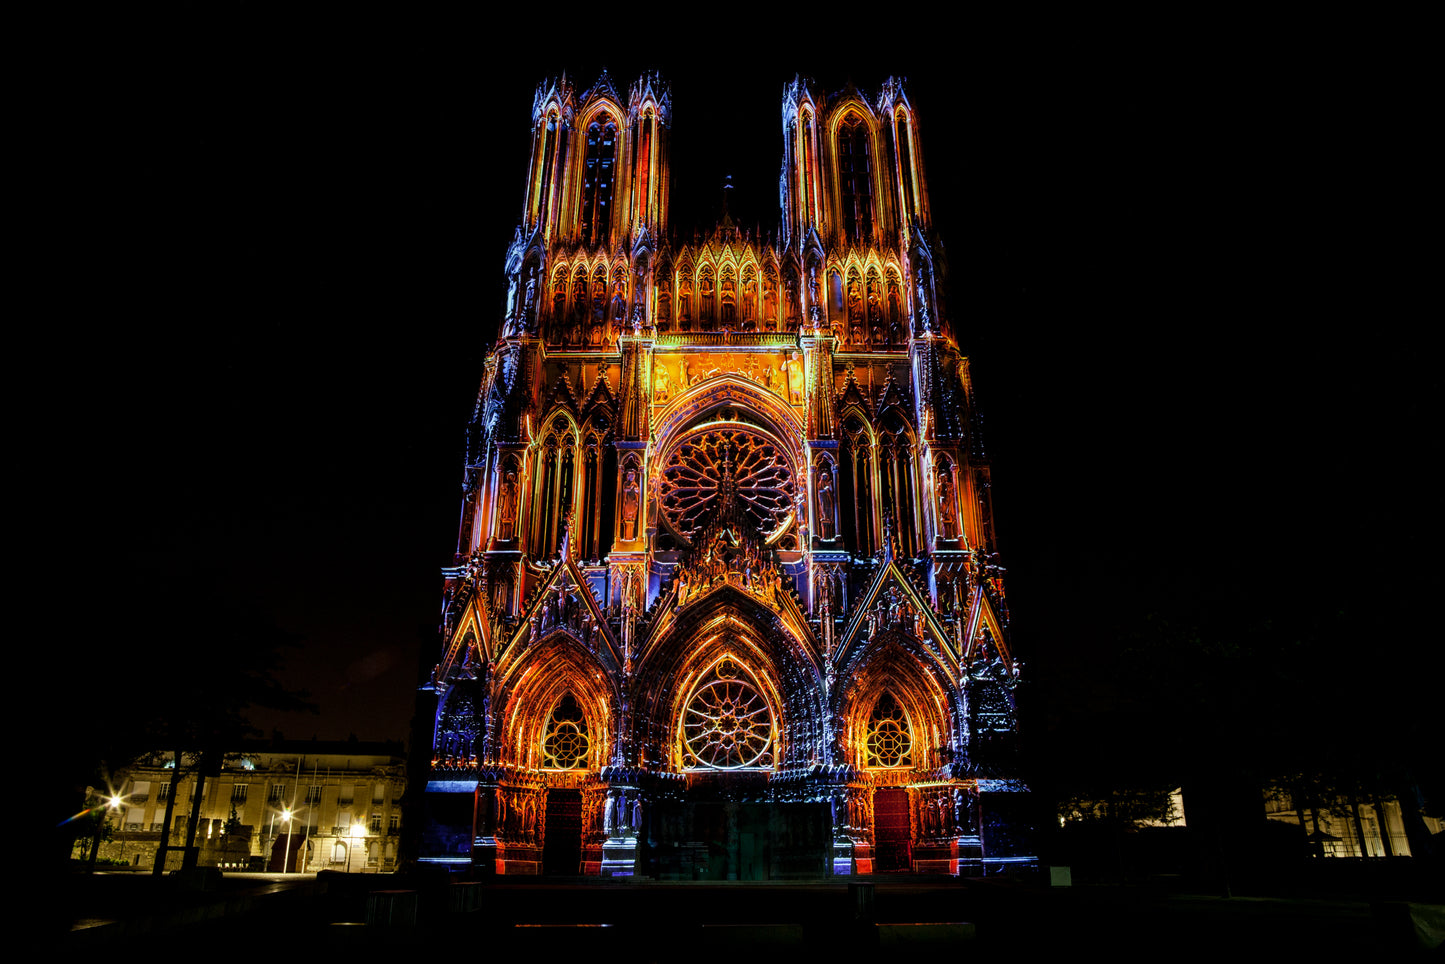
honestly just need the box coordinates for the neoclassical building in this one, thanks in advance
[92,742,406,873]
[420,71,1027,878]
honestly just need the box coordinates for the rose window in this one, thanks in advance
[865,692,912,768]
[542,693,589,769]
[658,425,795,544]
[681,659,775,769]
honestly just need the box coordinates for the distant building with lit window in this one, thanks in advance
[419,71,1031,878]
[96,740,406,873]
[1263,789,1437,858]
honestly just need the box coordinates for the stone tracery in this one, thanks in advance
[657,424,796,545]
[680,657,776,770]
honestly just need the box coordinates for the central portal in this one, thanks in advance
[641,795,829,880]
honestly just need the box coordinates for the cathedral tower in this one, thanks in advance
[420,73,1028,878]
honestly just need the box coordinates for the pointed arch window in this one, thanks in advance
[532,421,576,558]
[542,693,590,770]
[840,417,874,556]
[800,111,818,231]
[866,692,912,768]
[536,111,560,228]
[581,116,617,247]
[894,111,917,224]
[633,109,654,223]
[680,658,775,770]
[838,115,874,241]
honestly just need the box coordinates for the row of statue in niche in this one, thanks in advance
[654,269,790,332]
[508,260,934,347]
[494,786,541,842]
[651,352,804,404]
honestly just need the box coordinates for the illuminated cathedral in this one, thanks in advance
[420,71,1029,878]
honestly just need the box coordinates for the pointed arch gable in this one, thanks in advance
[494,632,617,771]
[632,589,823,771]
[836,559,958,672]
[963,587,1014,673]
[438,603,490,683]
[502,553,621,670]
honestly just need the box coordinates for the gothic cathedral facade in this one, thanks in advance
[421,72,1028,878]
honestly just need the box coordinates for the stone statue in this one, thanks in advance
[621,469,640,540]
[816,470,835,540]
[937,472,956,536]
[523,268,537,325]
[915,266,932,331]
[498,472,518,540]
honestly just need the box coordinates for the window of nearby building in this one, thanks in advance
[389,812,400,832]
[332,841,347,864]
[373,783,385,805]
[268,783,284,803]
[158,782,171,801]
[370,813,382,832]
[231,784,248,804]
[306,785,322,804]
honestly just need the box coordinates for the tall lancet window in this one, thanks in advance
[581,115,617,247]
[801,112,818,230]
[895,111,916,224]
[537,112,559,228]
[633,109,653,222]
[839,115,873,241]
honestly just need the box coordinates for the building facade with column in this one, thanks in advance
[95,741,406,873]
[420,71,1029,878]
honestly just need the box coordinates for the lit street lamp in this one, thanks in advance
[347,823,367,873]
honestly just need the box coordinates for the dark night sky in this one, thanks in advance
[80,23,1434,767]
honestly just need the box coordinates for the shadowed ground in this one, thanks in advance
[53,869,1442,958]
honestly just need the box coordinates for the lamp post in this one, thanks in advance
[280,808,293,875]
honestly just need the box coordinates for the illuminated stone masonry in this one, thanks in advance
[419,71,1030,878]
